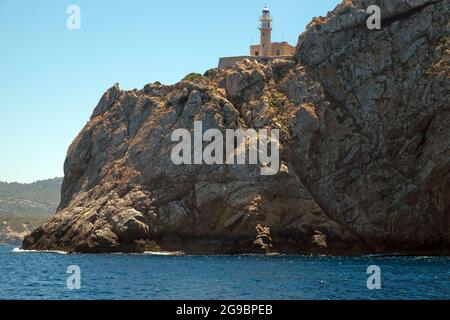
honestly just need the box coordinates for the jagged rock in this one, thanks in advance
[312,231,328,249]
[91,83,121,119]
[23,0,449,254]
[254,224,274,254]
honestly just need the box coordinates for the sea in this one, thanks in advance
[0,244,448,300]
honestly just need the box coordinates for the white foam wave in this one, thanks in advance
[12,247,68,255]
[142,251,184,256]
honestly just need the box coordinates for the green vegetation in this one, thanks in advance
[438,36,449,47]
[0,177,62,200]
[182,73,203,82]
[269,90,293,137]
[269,100,277,109]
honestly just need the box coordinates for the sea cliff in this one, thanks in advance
[23,0,449,254]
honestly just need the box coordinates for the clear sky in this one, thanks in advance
[0,0,341,183]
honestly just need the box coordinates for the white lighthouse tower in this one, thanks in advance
[259,6,273,57]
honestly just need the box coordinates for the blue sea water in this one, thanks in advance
[0,244,448,300]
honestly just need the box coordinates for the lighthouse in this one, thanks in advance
[218,6,295,69]
[259,6,273,57]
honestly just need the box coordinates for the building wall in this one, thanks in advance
[218,55,293,69]
[219,56,258,69]
[260,28,272,57]
[271,42,296,56]
[250,42,295,57]
[250,45,261,56]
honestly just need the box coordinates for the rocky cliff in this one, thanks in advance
[23,0,449,254]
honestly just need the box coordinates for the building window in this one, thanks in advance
[255,51,259,56]
[276,50,281,56]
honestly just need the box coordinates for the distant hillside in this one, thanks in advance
[0,178,62,244]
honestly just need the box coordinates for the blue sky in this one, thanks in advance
[0,0,341,183]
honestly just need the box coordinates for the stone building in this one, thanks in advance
[218,6,295,69]
[250,41,296,57]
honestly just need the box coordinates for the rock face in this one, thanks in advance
[23,0,449,254]
[254,224,274,254]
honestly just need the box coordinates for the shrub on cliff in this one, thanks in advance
[182,73,202,82]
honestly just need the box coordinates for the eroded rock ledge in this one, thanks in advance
[23,0,449,254]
